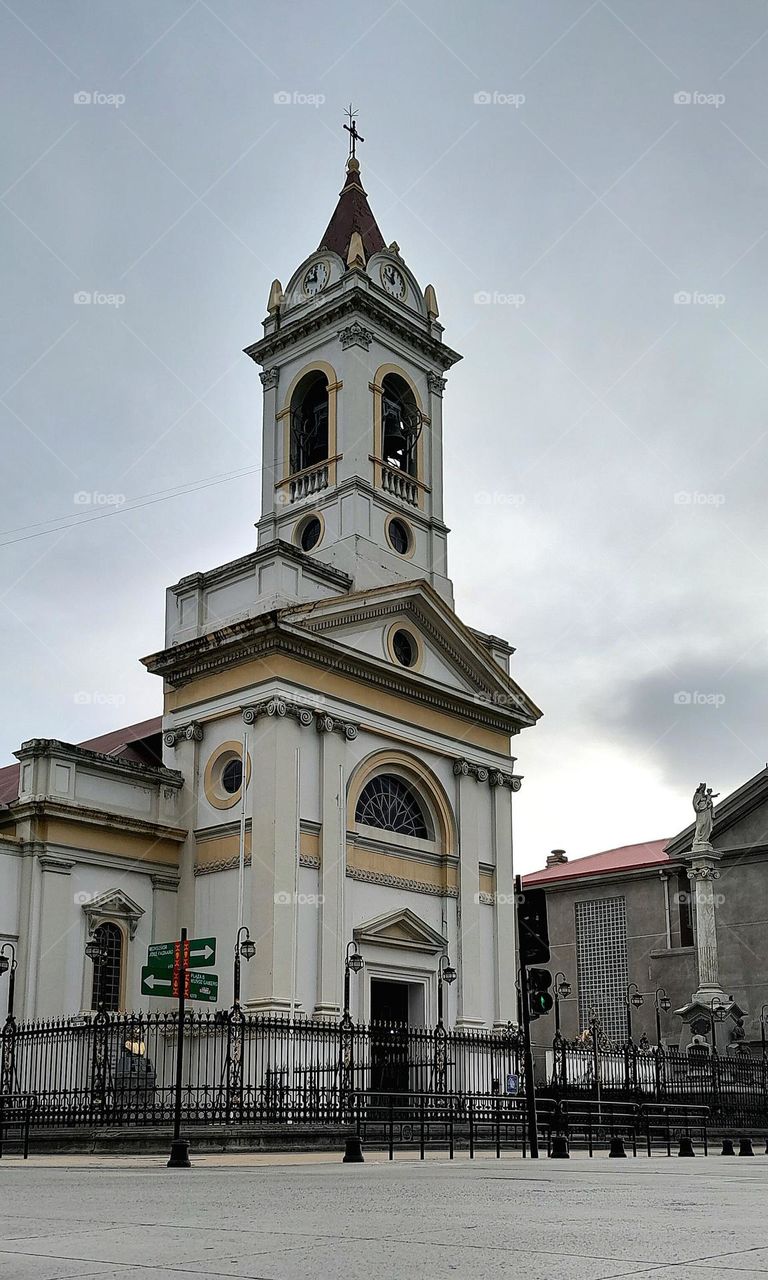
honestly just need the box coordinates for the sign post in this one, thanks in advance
[167,926,190,1169]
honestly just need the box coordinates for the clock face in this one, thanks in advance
[380,262,406,300]
[302,261,329,297]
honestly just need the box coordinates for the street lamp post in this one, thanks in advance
[760,1005,768,1061]
[0,943,17,1023]
[654,987,672,1047]
[437,953,457,1027]
[553,972,572,1039]
[343,940,364,1026]
[233,926,256,1008]
[624,983,644,1044]
[85,935,108,1010]
[708,996,728,1048]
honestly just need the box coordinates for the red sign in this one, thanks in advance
[171,968,191,998]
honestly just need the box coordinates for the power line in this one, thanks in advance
[0,463,266,549]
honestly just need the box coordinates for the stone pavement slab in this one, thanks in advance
[0,1152,767,1279]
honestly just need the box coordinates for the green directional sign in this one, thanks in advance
[141,965,174,997]
[188,937,216,968]
[188,971,218,1002]
[147,941,175,970]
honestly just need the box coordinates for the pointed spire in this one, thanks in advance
[318,155,385,263]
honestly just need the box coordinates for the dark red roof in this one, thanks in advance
[318,160,385,261]
[523,838,671,886]
[0,715,162,805]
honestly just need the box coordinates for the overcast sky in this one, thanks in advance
[2,1,767,870]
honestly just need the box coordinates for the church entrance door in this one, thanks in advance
[370,979,410,1093]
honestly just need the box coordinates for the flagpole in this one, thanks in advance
[237,725,249,932]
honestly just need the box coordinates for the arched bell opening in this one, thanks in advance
[290,370,329,474]
[381,373,421,477]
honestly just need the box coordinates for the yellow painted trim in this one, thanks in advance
[165,652,509,754]
[347,841,458,892]
[280,361,340,487]
[479,868,496,895]
[43,819,180,865]
[384,621,423,672]
[203,740,252,811]
[347,748,457,856]
[371,364,426,505]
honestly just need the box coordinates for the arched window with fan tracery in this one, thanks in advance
[355,773,432,839]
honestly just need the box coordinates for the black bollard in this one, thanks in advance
[550,1133,570,1159]
[608,1135,626,1158]
[720,1138,735,1156]
[678,1135,695,1157]
[166,1138,191,1169]
[343,1135,364,1163]
[739,1137,754,1157]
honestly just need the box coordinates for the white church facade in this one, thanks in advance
[0,147,540,1031]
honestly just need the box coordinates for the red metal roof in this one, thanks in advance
[523,838,671,886]
[0,715,162,805]
[318,160,385,261]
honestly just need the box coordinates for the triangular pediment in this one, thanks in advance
[282,580,541,731]
[82,887,145,939]
[354,907,447,954]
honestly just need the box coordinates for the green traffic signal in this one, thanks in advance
[527,968,553,1020]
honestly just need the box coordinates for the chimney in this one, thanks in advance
[546,849,568,867]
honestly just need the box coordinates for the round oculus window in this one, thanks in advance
[387,518,411,556]
[221,758,243,794]
[299,516,322,552]
[392,628,417,668]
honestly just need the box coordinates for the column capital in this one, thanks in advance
[427,371,447,396]
[259,367,279,389]
[453,758,522,790]
[339,321,373,351]
[163,721,203,748]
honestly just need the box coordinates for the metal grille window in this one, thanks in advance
[355,774,430,838]
[90,922,123,1012]
[575,897,628,1045]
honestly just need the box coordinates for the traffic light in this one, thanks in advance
[517,887,550,965]
[528,968,553,1020]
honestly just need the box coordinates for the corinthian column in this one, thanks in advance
[688,852,726,1004]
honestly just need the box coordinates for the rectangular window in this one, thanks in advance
[575,897,628,1045]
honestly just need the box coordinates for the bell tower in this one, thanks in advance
[245,130,461,607]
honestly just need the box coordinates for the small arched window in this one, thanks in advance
[90,922,123,1012]
[290,371,329,474]
[381,374,420,477]
[355,773,430,839]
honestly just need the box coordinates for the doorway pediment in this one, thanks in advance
[354,907,447,954]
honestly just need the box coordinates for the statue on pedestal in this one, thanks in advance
[692,782,719,847]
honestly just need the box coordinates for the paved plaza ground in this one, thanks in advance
[0,1149,767,1279]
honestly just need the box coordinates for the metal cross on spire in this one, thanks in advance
[343,103,364,159]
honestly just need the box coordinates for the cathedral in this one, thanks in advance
[0,141,540,1030]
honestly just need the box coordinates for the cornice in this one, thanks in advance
[245,290,461,372]
[14,740,183,788]
[169,539,351,599]
[242,697,359,740]
[8,798,187,843]
[146,620,525,733]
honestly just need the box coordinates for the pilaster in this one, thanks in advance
[162,721,202,933]
[492,782,516,1026]
[454,768,483,1028]
[314,727,346,1017]
[35,854,75,1019]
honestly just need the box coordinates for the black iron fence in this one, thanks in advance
[545,1038,768,1130]
[0,1011,522,1130]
